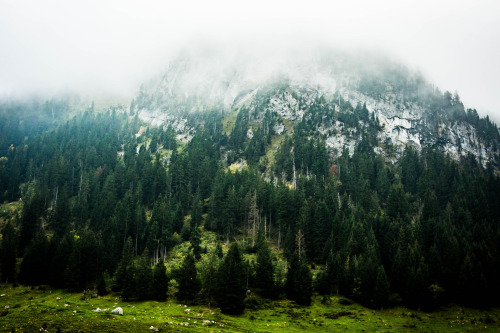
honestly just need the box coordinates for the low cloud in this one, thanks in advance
[0,0,498,121]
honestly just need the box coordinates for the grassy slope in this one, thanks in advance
[1,231,498,332]
[223,109,239,136]
[1,203,500,332]
[2,108,500,331]
[0,201,22,231]
[0,284,499,332]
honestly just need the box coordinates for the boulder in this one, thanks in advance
[111,307,123,315]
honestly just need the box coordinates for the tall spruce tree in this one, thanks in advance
[0,221,17,283]
[19,232,49,286]
[200,250,219,308]
[285,252,312,305]
[255,226,275,298]
[152,258,169,301]
[296,256,313,305]
[215,242,246,314]
[189,224,202,260]
[373,265,390,309]
[134,249,153,300]
[176,252,201,304]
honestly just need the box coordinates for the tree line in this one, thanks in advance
[0,99,499,314]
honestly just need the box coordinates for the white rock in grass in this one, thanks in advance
[111,307,123,315]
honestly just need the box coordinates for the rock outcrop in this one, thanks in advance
[134,47,500,169]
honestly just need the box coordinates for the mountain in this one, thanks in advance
[133,47,500,170]
[1,46,500,321]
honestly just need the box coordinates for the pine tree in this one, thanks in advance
[215,242,223,259]
[97,273,109,296]
[51,186,71,239]
[19,232,49,286]
[176,252,201,304]
[294,257,313,305]
[285,252,298,298]
[19,189,45,252]
[316,251,338,295]
[48,234,73,288]
[0,221,18,283]
[283,227,296,260]
[134,249,153,300]
[386,183,408,220]
[200,250,219,308]
[152,259,169,301]
[121,262,136,301]
[373,265,390,309]
[114,237,134,292]
[248,191,259,247]
[222,186,239,242]
[189,224,202,260]
[191,189,203,227]
[64,228,101,291]
[285,252,312,305]
[255,226,275,298]
[215,242,246,314]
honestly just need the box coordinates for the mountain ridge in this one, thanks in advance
[132,47,500,170]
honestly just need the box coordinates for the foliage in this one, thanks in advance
[215,242,246,314]
[0,98,499,312]
[176,253,201,304]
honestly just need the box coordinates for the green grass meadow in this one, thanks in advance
[1,284,499,332]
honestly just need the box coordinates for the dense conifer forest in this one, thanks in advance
[0,95,499,317]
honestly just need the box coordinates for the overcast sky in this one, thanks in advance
[0,0,499,121]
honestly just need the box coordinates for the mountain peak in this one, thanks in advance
[133,47,500,169]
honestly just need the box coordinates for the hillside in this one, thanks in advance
[134,47,500,170]
[0,48,500,331]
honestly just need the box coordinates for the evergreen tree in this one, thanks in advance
[190,189,203,227]
[96,272,109,296]
[215,242,246,314]
[114,236,134,292]
[152,259,169,301]
[64,228,101,291]
[285,252,312,305]
[19,189,45,252]
[386,183,408,220]
[189,224,202,260]
[48,234,73,288]
[294,256,313,305]
[215,241,224,259]
[134,249,153,300]
[373,265,390,309]
[19,232,49,286]
[51,186,71,239]
[316,251,341,296]
[121,262,137,301]
[283,227,296,260]
[176,252,201,304]
[0,221,18,283]
[200,250,219,308]
[255,226,275,298]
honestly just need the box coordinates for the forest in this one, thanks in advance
[0,94,499,318]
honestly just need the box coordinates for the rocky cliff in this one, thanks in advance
[133,47,500,169]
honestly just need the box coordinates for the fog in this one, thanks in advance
[0,0,499,121]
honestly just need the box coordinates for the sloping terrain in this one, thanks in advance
[134,47,500,169]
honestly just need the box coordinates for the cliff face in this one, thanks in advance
[134,48,500,169]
